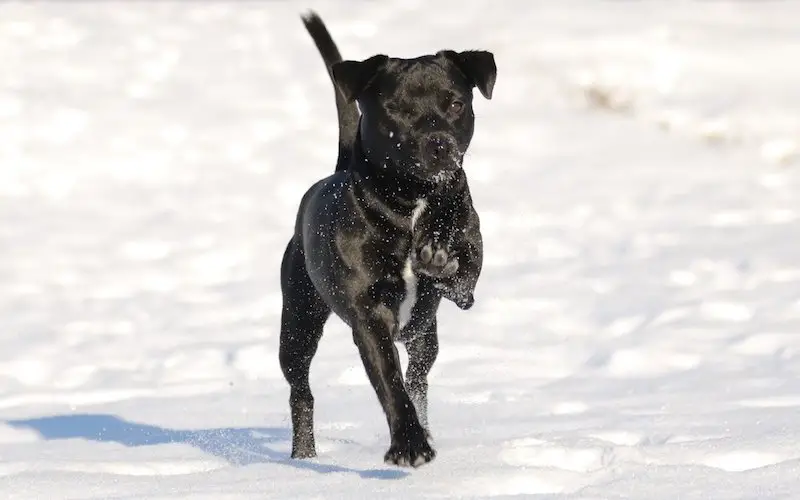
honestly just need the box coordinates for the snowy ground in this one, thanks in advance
[1,1,800,498]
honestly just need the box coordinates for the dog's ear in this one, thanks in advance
[441,50,497,100]
[331,54,388,103]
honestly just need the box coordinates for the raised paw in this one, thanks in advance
[434,281,475,310]
[384,427,436,468]
[414,241,459,279]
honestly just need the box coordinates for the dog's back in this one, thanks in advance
[301,11,359,172]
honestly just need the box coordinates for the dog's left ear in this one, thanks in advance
[441,50,497,100]
[331,54,388,103]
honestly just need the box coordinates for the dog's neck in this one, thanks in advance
[349,133,466,211]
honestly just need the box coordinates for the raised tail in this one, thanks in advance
[301,11,360,172]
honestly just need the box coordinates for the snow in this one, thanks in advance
[1,1,800,498]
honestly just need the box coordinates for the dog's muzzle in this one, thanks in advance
[420,133,461,171]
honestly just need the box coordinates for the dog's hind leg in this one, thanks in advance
[279,238,331,459]
[404,321,439,437]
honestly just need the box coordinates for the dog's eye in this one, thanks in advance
[449,100,465,114]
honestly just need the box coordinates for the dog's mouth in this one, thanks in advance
[378,133,465,184]
[412,149,463,183]
[416,133,463,173]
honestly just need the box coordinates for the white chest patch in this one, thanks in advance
[410,198,427,231]
[397,199,427,330]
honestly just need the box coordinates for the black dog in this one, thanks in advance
[279,11,495,467]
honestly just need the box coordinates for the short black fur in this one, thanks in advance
[281,10,496,467]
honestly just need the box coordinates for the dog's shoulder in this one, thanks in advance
[296,171,350,232]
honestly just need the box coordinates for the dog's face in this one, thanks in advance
[332,51,496,183]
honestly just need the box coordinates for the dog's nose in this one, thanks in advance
[422,133,456,163]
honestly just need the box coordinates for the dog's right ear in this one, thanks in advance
[331,54,388,103]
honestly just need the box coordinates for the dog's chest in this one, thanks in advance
[397,198,427,330]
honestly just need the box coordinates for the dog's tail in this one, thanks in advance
[301,11,360,172]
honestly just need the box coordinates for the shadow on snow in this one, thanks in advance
[6,413,407,480]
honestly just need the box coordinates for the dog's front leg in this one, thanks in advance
[351,305,435,467]
[405,322,439,437]
[413,220,482,310]
[438,228,482,310]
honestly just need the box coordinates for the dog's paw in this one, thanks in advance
[434,282,475,310]
[384,427,436,468]
[414,241,459,279]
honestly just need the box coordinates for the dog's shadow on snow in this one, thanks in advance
[6,413,407,480]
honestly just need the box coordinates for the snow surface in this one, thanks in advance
[2,1,800,498]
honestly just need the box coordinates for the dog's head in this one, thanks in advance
[332,50,496,183]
